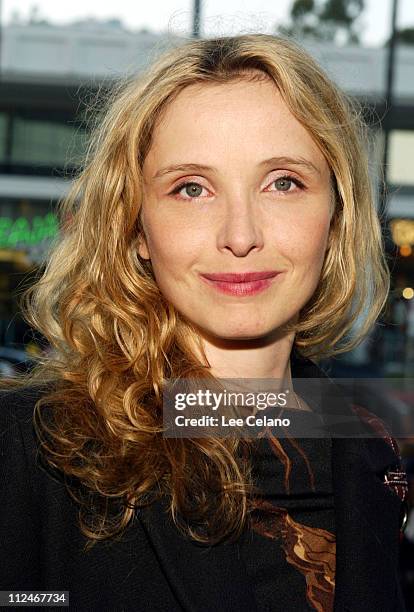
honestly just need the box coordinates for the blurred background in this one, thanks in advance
[0,0,413,606]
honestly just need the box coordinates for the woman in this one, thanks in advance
[0,34,408,611]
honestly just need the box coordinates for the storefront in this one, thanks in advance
[0,196,60,346]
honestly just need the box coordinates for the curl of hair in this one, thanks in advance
[1,34,389,548]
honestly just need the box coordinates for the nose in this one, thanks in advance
[217,193,264,257]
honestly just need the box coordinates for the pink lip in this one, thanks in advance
[199,271,282,296]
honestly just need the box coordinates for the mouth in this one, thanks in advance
[199,271,282,297]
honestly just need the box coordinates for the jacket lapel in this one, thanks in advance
[291,350,404,611]
[331,435,403,612]
[136,351,403,612]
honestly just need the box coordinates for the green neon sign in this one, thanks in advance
[0,213,59,248]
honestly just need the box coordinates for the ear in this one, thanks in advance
[137,232,151,260]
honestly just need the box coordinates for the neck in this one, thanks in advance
[194,326,295,380]
[189,328,314,411]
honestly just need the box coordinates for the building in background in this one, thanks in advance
[0,20,180,348]
[0,20,413,374]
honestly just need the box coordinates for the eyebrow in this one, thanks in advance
[152,156,322,180]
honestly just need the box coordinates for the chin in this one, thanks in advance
[203,323,276,342]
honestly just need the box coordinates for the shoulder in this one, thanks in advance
[0,382,71,510]
[0,383,57,484]
[307,364,410,514]
[0,384,52,450]
[0,384,67,589]
[0,384,49,423]
[0,384,49,473]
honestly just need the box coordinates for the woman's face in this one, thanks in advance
[139,76,333,342]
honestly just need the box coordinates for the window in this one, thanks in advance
[10,116,88,169]
[389,130,414,186]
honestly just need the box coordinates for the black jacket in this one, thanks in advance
[0,352,409,612]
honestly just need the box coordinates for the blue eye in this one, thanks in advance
[171,182,206,199]
[268,175,305,193]
[274,177,292,191]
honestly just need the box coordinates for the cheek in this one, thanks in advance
[274,211,331,267]
[304,217,330,261]
[144,215,205,280]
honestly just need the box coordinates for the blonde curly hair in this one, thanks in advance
[1,33,389,547]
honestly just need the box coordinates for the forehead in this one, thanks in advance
[156,76,290,133]
[145,76,328,173]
